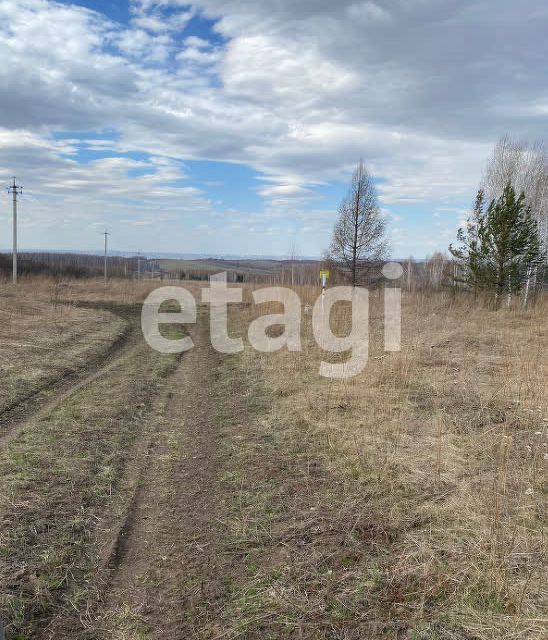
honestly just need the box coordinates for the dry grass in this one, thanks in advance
[0,277,545,639]
[219,288,547,639]
[63,277,204,305]
[0,279,127,416]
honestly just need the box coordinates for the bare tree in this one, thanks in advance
[425,252,449,289]
[288,242,299,286]
[406,256,415,291]
[482,136,547,304]
[328,160,389,286]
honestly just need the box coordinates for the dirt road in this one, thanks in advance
[87,315,233,639]
[0,305,245,639]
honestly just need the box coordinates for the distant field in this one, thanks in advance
[157,257,318,271]
[156,257,320,282]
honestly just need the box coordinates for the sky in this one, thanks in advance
[0,0,546,258]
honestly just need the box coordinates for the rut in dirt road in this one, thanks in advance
[0,305,139,449]
[88,317,232,639]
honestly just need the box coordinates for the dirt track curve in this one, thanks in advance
[0,304,140,449]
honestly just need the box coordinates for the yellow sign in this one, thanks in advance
[319,270,329,279]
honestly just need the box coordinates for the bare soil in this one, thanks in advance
[87,312,233,639]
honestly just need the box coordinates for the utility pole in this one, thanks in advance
[7,177,22,285]
[137,250,141,280]
[103,229,109,282]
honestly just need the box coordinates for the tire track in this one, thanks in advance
[81,314,231,639]
[0,304,141,449]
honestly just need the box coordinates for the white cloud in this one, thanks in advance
[130,0,193,33]
[347,2,391,23]
[0,0,546,254]
[184,35,211,49]
[115,29,173,61]
[132,12,191,33]
[176,45,222,65]
[257,184,312,198]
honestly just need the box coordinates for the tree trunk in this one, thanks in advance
[523,266,532,307]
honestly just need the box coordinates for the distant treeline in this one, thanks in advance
[0,252,141,279]
[3,251,540,293]
[325,253,547,292]
[0,252,322,283]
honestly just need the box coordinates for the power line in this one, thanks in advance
[7,177,23,285]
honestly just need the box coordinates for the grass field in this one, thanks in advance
[0,277,545,639]
[155,257,319,276]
